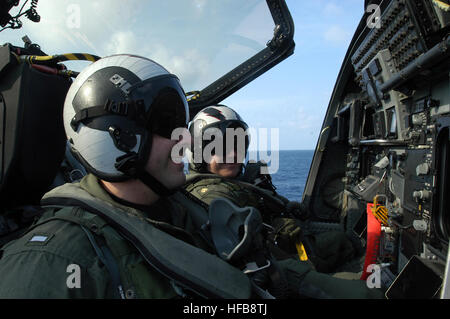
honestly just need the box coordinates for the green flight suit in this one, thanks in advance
[0,174,209,299]
[184,172,384,299]
[184,172,355,272]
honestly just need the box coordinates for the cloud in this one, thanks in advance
[287,107,319,129]
[235,1,274,46]
[169,49,212,88]
[323,25,352,46]
[323,3,344,16]
[2,1,272,93]
[105,31,211,90]
[193,0,207,12]
[105,31,138,54]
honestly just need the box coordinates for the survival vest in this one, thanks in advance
[40,182,252,299]
[185,173,345,235]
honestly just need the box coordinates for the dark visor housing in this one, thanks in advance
[71,74,188,137]
[194,119,250,161]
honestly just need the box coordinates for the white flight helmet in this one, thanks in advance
[63,54,189,195]
[187,105,250,173]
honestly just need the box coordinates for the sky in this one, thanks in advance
[223,0,365,150]
[0,0,366,150]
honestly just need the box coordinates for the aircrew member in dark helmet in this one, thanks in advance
[0,54,222,298]
[184,105,384,299]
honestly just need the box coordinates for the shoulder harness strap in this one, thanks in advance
[79,225,125,299]
[26,206,126,299]
[41,183,252,299]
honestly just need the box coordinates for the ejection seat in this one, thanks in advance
[0,42,72,244]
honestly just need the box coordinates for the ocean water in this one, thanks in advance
[255,150,315,202]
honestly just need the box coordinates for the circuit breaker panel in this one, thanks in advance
[334,0,450,298]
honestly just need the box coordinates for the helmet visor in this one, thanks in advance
[131,75,189,139]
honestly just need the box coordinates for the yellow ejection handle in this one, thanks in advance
[372,194,388,225]
[296,242,309,261]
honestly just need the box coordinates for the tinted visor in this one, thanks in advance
[130,75,189,138]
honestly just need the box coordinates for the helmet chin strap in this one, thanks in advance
[114,152,177,197]
[137,169,177,197]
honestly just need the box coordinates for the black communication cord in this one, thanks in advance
[0,0,40,33]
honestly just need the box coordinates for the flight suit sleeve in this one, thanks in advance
[278,258,385,299]
[0,220,113,298]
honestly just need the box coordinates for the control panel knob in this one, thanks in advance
[413,189,431,201]
[416,163,430,176]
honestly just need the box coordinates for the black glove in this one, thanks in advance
[270,218,302,254]
[285,201,309,220]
